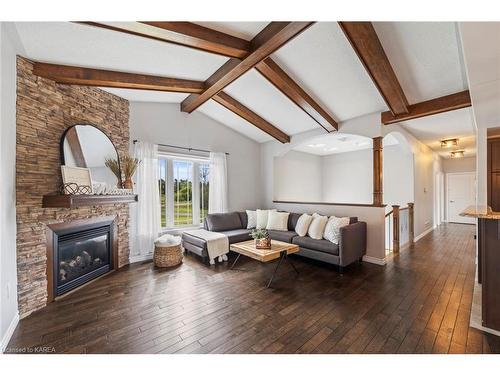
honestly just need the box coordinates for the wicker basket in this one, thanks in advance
[153,243,183,268]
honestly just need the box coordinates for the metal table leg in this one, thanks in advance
[285,253,299,275]
[267,251,286,288]
[229,253,241,270]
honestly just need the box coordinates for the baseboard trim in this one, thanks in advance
[362,255,386,266]
[129,253,153,263]
[415,226,434,242]
[1,311,19,353]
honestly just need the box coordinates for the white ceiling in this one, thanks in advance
[373,22,467,104]
[293,132,398,156]
[13,21,471,146]
[401,107,476,158]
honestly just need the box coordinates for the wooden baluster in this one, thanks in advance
[392,205,400,254]
[408,202,414,248]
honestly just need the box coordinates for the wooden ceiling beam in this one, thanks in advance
[32,62,205,93]
[181,22,313,113]
[255,58,338,131]
[77,21,337,133]
[213,92,290,143]
[76,21,251,59]
[381,90,472,125]
[339,22,409,116]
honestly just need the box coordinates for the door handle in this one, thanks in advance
[450,200,455,203]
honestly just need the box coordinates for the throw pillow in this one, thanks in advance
[266,211,290,231]
[308,214,328,240]
[256,209,277,229]
[246,210,257,229]
[295,213,313,237]
[324,216,350,244]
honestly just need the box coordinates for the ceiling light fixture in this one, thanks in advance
[441,138,459,148]
[450,150,465,158]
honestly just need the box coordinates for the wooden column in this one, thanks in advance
[373,136,383,206]
[408,202,415,248]
[392,205,400,254]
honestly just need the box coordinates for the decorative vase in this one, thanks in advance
[123,177,133,190]
[255,237,271,249]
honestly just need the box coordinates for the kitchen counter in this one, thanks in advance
[460,205,500,219]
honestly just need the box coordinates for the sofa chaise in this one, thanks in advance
[182,211,367,272]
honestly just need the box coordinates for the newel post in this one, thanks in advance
[408,202,415,248]
[372,136,383,206]
[392,205,400,254]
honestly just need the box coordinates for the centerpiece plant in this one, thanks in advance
[250,228,272,249]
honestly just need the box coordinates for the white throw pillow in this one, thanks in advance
[246,210,257,229]
[308,214,328,240]
[266,211,290,231]
[256,209,277,229]
[324,216,350,244]
[295,213,313,237]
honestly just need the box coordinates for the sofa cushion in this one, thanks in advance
[288,213,302,231]
[267,230,297,243]
[182,232,207,250]
[238,211,249,229]
[292,236,339,256]
[219,229,252,244]
[349,217,358,224]
[205,212,242,232]
[266,211,289,231]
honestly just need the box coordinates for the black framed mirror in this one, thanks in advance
[60,124,121,188]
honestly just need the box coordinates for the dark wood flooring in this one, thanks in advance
[6,223,500,354]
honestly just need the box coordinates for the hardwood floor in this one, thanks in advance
[6,223,500,354]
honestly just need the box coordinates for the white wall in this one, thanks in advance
[384,143,414,208]
[128,102,262,259]
[443,156,476,173]
[273,150,322,201]
[1,22,23,352]
[321,149,372,204]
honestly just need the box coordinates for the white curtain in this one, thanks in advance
[208,152,228,214]
[134,141,161,257]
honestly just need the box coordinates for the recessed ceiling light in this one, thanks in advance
[441,138,459,148]
[450,150,465,158]
[307,143,326,148]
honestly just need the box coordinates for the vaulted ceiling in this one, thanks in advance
[13,21,474,146]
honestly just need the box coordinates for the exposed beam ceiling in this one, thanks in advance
[381,90,472,125]
[77,22,251,59]
[339,22,409,116]
[33,62,205,93]
[255,58,337,131]
[213,92,290,143]
[180,22,314,113]
[79,21,337,132]
[33,61,290,143]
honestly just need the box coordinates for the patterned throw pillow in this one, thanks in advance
[324,216,350,244]
[295,213,313,237]
[246,210,257,229]
[307,213,328,240]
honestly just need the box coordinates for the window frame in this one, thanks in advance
[158,152,210,230]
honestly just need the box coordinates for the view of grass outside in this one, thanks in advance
[158,159,210,228]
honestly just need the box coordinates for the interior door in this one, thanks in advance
[447,172,476,224]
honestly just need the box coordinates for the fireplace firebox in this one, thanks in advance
[46,216,117,300]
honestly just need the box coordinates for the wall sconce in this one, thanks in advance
[441,138,459,148]
[450,150,465,158]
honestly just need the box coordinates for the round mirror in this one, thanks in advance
[61,124,121,187]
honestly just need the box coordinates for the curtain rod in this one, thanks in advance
[132,140,229,155]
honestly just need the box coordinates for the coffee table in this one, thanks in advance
[229,240,299,288]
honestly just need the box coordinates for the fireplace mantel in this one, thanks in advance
[42,194,138,208]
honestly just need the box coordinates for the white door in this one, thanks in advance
[447,172,476,224]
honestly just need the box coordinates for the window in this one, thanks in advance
[158,154,210,228]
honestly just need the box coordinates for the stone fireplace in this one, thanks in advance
[16,57,131,318]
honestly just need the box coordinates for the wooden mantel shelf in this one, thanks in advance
[42,194,138,208]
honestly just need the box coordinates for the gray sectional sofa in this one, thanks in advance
[181,211,367,272]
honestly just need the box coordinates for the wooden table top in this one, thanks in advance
[230,240,299,262]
